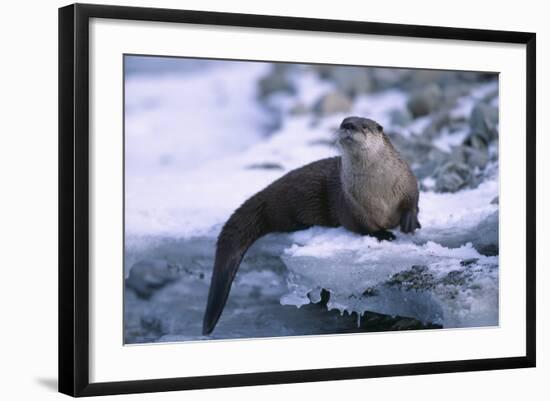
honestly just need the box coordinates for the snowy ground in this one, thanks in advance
[124,56,499,343]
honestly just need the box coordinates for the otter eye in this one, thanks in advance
[376,124,383,131]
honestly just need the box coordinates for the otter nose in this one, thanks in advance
[340,117,363,131]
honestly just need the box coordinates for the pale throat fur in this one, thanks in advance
[339,132,405,231]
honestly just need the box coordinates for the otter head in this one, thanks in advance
[337,117,386,162]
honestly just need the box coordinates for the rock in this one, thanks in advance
[361,287,379,297]
[389,134,441,164]
[408,71,479,93]
[489,138,499,162]
[460,258,479,267]
[313,91,353,116]
[441,83,473,101]
[482,89,499,103]
[258,65,295,98]
[412,159,443,181]
[466,135,487,151]
[466,102,499,147]
[389,108,413,126]
[439,269,472,286]
[407,84,443,118]
[457,71,495,83]
[330,66,372,96]
[434,169,467,193]
[140,315,163,333]
[463,147,489,169]
[447,117,469,133]
[391,318,433,330]
[313,66,372,96]
[308,138,337,148]
[361,312,441,331]
[386,265,434,291]
[450,145,489,169]
[434,162,473,193]
[246,162,284,170]
[288,102,309,115]
[389,134,448,179]
[126,259,180,299]
[470,211,499,256]
[371,68,411,90]
[421,110,452,140]
[408,70,449,88]
[310,64,333,79]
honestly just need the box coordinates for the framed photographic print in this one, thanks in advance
[58,3,536,397]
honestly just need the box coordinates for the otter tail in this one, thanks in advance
[202,197,267,335]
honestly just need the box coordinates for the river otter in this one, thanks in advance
[202,116,421,335]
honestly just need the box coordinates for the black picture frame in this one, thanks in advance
[58,3,536,397]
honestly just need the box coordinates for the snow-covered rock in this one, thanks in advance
[280,228,498,328]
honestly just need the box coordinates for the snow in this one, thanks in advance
[433,127,469,152]
[125,115,340,237]
[450,81,499,120]
[125,60,273,173]
[353,89,409,131]
[280,229,498,328]
[277,179,499,328]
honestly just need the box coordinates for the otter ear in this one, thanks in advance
[376,124,383,132]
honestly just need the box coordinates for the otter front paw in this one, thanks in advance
[400,209,421,234]
[372,230,396,242]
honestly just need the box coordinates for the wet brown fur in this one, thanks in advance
[203,117,420,334]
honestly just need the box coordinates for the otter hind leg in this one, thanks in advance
[400,209,421,234]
